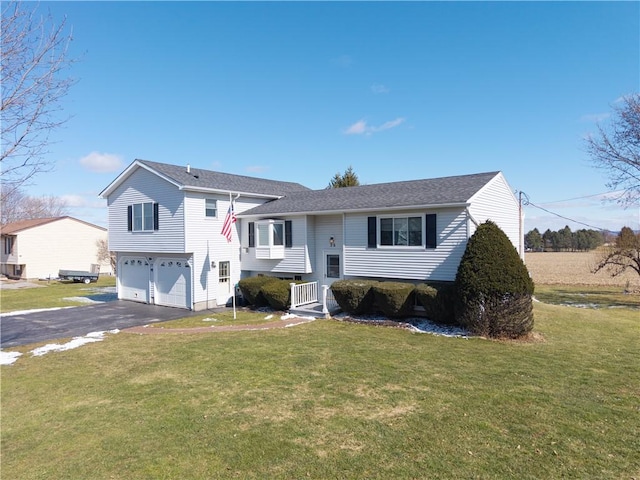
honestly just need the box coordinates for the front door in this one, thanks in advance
[324,252,342,284]
[218,260,231,302]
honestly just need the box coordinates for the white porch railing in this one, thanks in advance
[290,282,340,316]
[290,282,318,309]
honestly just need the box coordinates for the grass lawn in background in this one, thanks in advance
[2,296,639,479]
[0,276,117,313]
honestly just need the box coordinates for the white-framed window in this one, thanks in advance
[256,221,284,247]
[380,216,423,246]
[368,214,437,249]
[128,202,158,231]
[219,261,230,283]
[205,198,217,218]
[253,219,288,259]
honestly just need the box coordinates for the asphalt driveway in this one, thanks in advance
[0,301,206,348]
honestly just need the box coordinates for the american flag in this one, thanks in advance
[220,202,237,242]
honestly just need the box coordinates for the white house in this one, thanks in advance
[0,216,112,279]
[100,159,522,311]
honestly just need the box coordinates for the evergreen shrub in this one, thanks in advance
[261,279,295,311]
[238,276,277,307]
[454,221,534,338]
[372,282,416,318]
[330,279,378,315]
[414,282,457,325]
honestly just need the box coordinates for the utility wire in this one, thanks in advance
[536,190,626,205]
[519,191,610,231]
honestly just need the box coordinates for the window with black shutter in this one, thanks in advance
[426,214,437,249]
[367,216,377,248]
[285,220,292,248]
[248,222,255,247]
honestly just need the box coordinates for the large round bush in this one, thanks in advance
[454,221,534,338]
[330,279,378,315]
[372,281,415,318]
[238,276,277,307]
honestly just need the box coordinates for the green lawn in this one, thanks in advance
[0,276,117,313]
[2,293,639,479]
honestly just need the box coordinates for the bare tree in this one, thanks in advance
[0,186,68,225]
[1,1,76,196]
[96,238,116,275]
[585,94,640,206]
[592,226,640,279]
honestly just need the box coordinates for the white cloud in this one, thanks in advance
[580,112,610,123]
[343,117,406,136]
[79,152,124,173]
[371,84,390,94]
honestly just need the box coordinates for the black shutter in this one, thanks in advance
[153,203,159,231]
[285,220,292,248]
[248,222,255,247]
[127,205,132,231]
[367,217,377,248]
[426,214,437,249]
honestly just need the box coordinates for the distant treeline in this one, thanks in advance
[525,226,606,252]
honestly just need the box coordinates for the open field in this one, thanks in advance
[525,251,639,288]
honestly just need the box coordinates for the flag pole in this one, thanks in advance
[230,192,236,319]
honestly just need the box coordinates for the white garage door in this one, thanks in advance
[120,257,150,303]
[155,258,191,309]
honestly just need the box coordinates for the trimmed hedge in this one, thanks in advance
[454,221,534,338]
[372,282,415,318]
[238,276,277,307]
[414,282,457,325]
[330,279,378,315]
[261,279,294,311]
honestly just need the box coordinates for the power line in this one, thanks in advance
[519,191,610,231]
[536,190,626,206]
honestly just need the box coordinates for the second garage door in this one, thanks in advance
[155,258,191,309]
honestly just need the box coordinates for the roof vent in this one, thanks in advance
[186,164,191,174]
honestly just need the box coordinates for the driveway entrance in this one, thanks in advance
[0,301,206,348]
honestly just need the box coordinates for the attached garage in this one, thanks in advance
[119,257,150,303]
[155,257,192,309]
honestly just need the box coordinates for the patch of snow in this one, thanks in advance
[334,313,470,338]
[63,296,103,304]
[285,319,316,327]
[0,306,75,317]
[30,329,120,357]
[264,314,274,320]
[202,317,219,322]
[280,313,297,320]
[0,350,22,366]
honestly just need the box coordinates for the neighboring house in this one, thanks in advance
[100,159,522,311]
[0,217,112,280]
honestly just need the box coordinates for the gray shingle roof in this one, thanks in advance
[240,171,500,216]
[137,159,310,197]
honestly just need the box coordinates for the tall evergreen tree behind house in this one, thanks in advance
[328,166,360,188]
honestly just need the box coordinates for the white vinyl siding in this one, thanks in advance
[240,216,311,275]
[107,167,185,253]
[467,172,520,251]
[313,215,343,283]
[185,194,265,309]
[344,209,467,282]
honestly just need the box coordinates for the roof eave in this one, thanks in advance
[180,186,284,199]
[238,202,471,218]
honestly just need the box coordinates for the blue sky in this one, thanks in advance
[24,1,640,233]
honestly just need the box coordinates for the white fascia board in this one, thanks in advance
[180,186,283,199]
[99,160,182,198]
[237,202,470,219]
